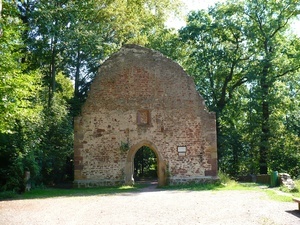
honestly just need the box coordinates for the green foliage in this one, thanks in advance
[134,146,157,179]
[179,2,249,114]
[21,0,182,107]
[0,72,73,191]
[0,0,182,193]
[37,75,74,185]
[0,191,18,200]
[0,1,43,192]
[295,180,300,189]
[146,28,183,62]
[0,120,42,192]
[0,1,42,134]
[218,170,234,185]
[120,141,130,153]
[279,184,299,193]
[1,0,299,193]
[178,0,300,177]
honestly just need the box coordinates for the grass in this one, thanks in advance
[162,177,300,203]
[1,181,258,201]
[260,179,300,202]
[162,181,261,192]
[263,189,293,202]
[1,178,299,202]
[274,179,300,199]
[0,184,146,201]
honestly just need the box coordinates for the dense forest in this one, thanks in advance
[0,0,299,192]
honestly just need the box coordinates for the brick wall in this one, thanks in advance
[74,44,218,187]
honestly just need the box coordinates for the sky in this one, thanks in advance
[166,0,225,29]
[183,0,226,10]
[166,0,300,36]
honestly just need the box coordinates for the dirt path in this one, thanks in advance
[0,187,299,225]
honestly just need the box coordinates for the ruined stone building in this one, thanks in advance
[74,45,217,187]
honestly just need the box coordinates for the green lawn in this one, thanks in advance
[1,180,299,202]
[162,180,300,202]
[0,185,145,200]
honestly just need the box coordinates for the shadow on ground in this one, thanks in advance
[286,210,300,218]
[0,179,163,201]
[135,179,159,192]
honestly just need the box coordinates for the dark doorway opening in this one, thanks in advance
[134,146,158,182]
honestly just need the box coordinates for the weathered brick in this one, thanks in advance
[73,44,218,187]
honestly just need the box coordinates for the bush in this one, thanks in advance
[218,170,233,184]
[0,191,17,200]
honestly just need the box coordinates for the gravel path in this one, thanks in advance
[0,186,299,225]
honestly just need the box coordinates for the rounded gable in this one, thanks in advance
[82,44,208,114]
[74,45,218,186]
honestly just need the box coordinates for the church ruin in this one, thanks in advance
[73,44,218,187]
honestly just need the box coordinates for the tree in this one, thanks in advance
[134,146,157,179]
[146,27,186,63]
[178,2,252,167]
[243,0,300,174]
[0,0,2,36]
[20,0,182,110]
[0,1,43,192]
[38,73,74,185]
[0,0,182,191]
[179,3,251,115]
[179,0,300,176]
[0,0,42,134]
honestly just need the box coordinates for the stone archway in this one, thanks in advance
[124,140,167,187]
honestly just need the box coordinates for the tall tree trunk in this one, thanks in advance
[51,43,56,93]
[48,36,57,106]
[232,135,239,177]
[74,46,81,98]
[259,60,270,174]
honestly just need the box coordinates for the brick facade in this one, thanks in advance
[74,44,218,187]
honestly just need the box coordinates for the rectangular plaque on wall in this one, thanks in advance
[137,110,150,125]
[177,146,187,156]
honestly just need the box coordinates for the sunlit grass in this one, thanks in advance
[259,179,300,202]
[1,178,299,202]
[0,184,146,200]
[263,189,293,202]
[162,175,300,203]
[22,186,132,198]
[161,182,220,191]
[162,181,260,192]
[217,171,261,190]
[279,179,300,198]
[218,181,261,190]
[162,171,261,192]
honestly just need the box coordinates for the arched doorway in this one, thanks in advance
[124,140,167,187]
[134,146,157,182]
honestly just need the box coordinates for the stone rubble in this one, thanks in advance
[279,173,296,190]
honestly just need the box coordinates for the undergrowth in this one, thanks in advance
[0,191,18,200]
[163,171,260,191]
[278,179,300,198]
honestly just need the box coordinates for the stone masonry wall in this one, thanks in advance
[74,44,217,187]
